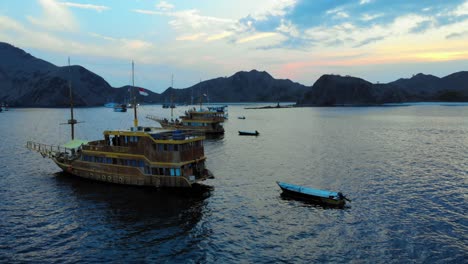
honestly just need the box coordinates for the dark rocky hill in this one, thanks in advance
[162,70,308,104]
[0,42,159,106]
[298,71,468,106]
[388,72,468,102]
[298,75,407,106]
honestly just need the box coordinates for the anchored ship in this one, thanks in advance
[27,61,213,188]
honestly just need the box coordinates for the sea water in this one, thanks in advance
[0,104,467,263]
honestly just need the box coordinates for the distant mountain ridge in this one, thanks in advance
[0,42,467,107]
[0,42,308,106]
[298,72,468,106]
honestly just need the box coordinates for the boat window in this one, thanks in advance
[174,144,178,151]
[106,158,112,164]
[124,136,128,144]
[139,160,144,167]
[151,168,158,175]
[168,144,173,151]
[163,144,168,151]
[175,168,181,176]
[170,168,175,176]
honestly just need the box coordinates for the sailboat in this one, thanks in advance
[146,81,225,135]
[27,60,214,188]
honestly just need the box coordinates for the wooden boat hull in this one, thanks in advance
[277,182,346,207]
[54,158,213,188]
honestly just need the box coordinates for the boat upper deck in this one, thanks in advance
[81,127,206,164]
[102,127,205,143]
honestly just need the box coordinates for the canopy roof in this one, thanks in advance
[62,139,89,149]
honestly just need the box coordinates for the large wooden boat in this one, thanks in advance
[147,107,225,135]
[277,181,349,207]
[207,105,228,119]
[26,61,213,188]
[27,128,213,187]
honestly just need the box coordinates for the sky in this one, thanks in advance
[0,0,467,92]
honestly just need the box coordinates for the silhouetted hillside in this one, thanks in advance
[162,70,308,104]
[1,42,467,107]
[388,72,468,102]
[298,75,406,106]
[298,72,468,106]
[0,42,159,106]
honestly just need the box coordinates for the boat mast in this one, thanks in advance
[133,60,138,127]
[171,74,174,118]
[191,83,194,105]
[199,79,203,111]
[67,57,77,140]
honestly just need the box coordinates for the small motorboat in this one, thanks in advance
[238,130,259,136]
[113,104,127,112]
[238,116,246,119]
[277,181,349,207]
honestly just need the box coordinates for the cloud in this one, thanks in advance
[206,31,234,42]
[133,9,160,15]
[359,0,372,5]
[90,32,117,41]
[27,0,78,31]
[326,7,349,19]
[176,33,205,41]
[445,30,468,39]
[60,2,109,12]
[353,36,385,47]
[168,10,235,31]
[453,0,468,16]
[276,19,299,37]
[156,1,174,11]
[250,0,297,21]
[410,20,435,33]
[237,32,278,43]
[361,13,383,21]
[133,7,237,43]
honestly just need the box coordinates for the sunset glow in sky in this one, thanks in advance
[1,0,467,92]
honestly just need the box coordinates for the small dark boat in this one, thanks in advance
[238,116,246,119]
[113,104,127,112]
[277,181,349,207]
[238,130,259,136]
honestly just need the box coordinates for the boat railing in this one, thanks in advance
[26,141,75,159]
[146,115,163,122]
[82,144,130,153]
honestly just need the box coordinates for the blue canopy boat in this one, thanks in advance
[277,181,349,207]
[238,130,259,136]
